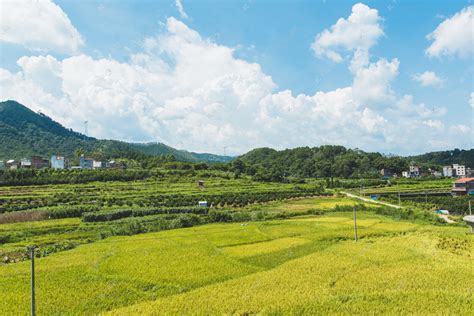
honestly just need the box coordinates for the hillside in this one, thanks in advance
[0,100,232,162]
[238,146,473,179]
[409,149,474,166]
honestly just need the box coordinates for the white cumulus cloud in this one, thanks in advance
[470,92,474,108]
[412,71,444,87]
[426,6,474,58]
[311,3,383,63]
[0,0,84,54]
[0,13,468,155]
[175,0,189,19]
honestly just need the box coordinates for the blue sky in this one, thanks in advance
[0,0,473,155]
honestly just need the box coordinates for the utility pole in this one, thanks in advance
[353,207,358,242]
[28,246,36,316]
[469,200,472,216]
[398,191,401,206]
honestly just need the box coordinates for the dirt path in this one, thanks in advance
[341,191,402,209]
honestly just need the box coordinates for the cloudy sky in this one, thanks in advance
[0,0,473,156]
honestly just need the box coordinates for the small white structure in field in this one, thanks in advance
[198,201,208,207]
[463,215,474,233]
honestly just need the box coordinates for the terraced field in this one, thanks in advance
[361,179,452,194]
[0,176,323,213]
[1,210,472,315]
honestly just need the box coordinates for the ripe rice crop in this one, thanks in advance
[1,210,472,315]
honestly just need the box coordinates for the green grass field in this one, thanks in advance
[1,209,472,315]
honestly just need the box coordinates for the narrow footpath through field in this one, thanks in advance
[341,191,402,208]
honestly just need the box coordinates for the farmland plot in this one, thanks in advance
[1,211,472,315]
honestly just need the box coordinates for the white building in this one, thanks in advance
[453,164,466,177]
[442,166,453,177]
[93,160,105,169]
[409,166,420,177]
[402,171,410,178]
[6,159,18,169]
[20,158,31,168]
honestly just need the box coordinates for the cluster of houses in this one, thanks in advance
[442,164,468,177]
[380,163,472,179]
[0,155,125,170]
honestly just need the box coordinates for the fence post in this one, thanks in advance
[353,207,358,242]
[28,246,36,316]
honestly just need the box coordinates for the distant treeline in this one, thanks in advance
[235,145,452,180]
[409,148,474,167]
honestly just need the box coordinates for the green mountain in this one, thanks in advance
[0,100,233,163]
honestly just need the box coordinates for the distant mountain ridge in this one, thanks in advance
[1,100,471,167]
[0,100,234,163]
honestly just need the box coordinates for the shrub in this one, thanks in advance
[208,209,233,222]
[82,206,209,222]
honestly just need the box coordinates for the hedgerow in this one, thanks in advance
[82,206,208,222]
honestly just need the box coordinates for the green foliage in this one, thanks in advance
[409,148,474,167]
[82,207,208,222]
[0,168,161,186]
[208,209,233,222]
[239,145,473,180]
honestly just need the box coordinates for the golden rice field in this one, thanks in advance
[1,209,473,315]
[242,196,367,212]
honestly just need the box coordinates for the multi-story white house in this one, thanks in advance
[409,166,420,177]
[453,164,466,177]
[443,166,453,177]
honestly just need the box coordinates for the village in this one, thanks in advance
[0,154,473,197]
[0,155,125,170]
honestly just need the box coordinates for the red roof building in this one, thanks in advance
[452,178,474,196]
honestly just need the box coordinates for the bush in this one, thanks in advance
[231,212,252,222]
[208,209,233,222]
[82,206,209,222]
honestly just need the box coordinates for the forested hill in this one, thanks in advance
[409,149,474,166]
[238,146,473,179]
[0,100,233,162]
